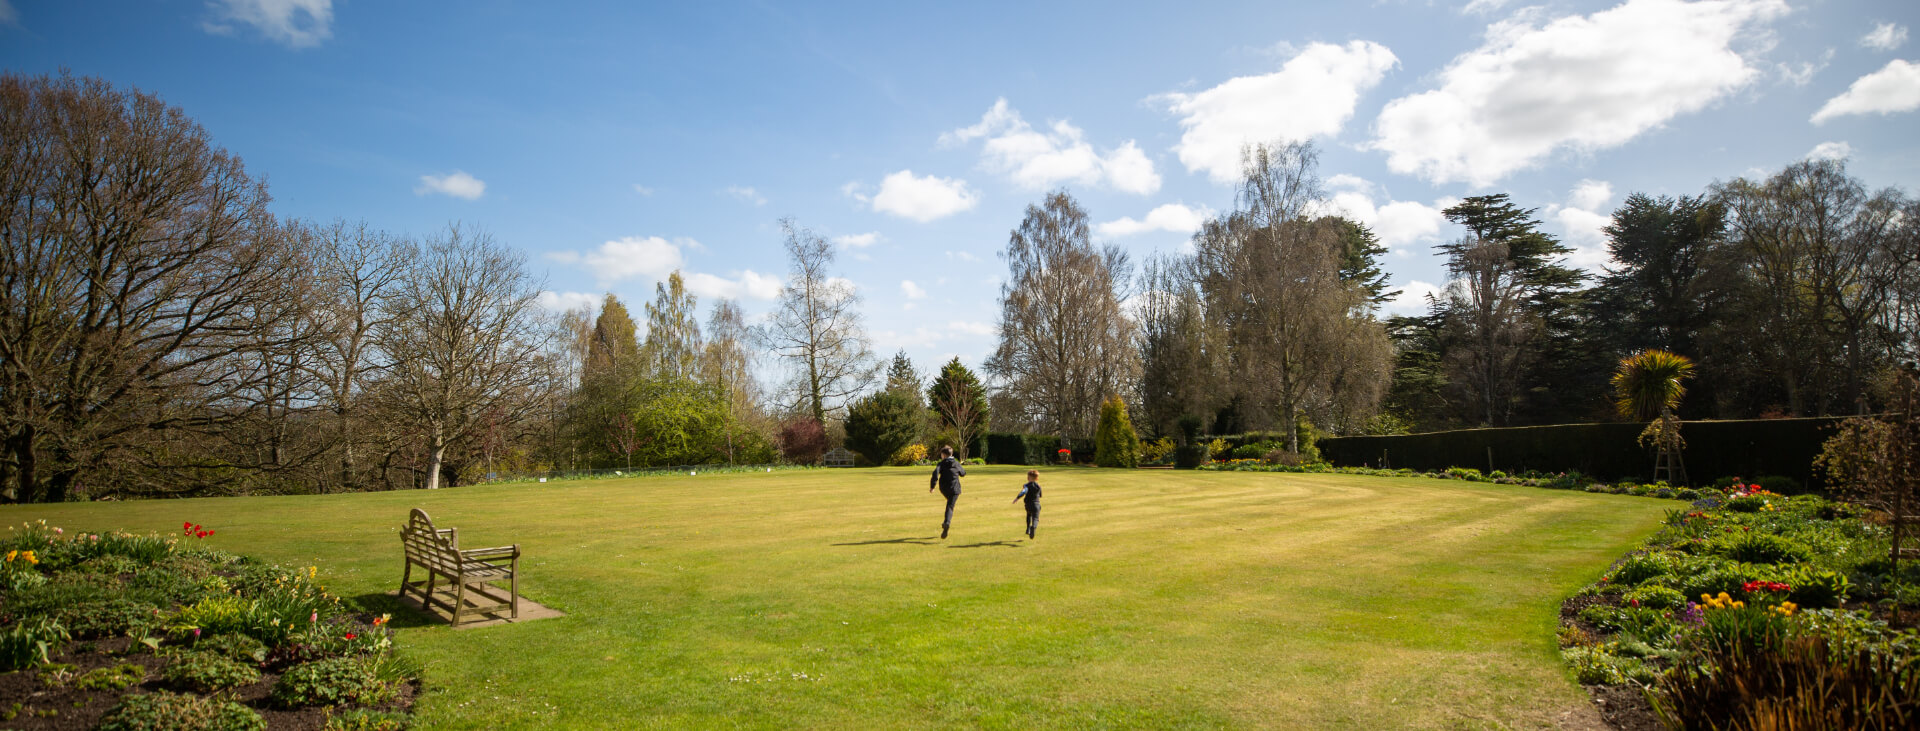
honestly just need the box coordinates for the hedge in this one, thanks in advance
[983,432,1062,465]
[1316,417,1847,488]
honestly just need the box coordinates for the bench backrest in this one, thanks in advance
[401,508,464,573]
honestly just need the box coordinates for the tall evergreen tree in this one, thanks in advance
[928,357,989,457]
[587,294,640,377]
[884,350,924,407]
[1328,216,1398,310]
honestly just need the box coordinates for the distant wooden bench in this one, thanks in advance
[399,508,520,626]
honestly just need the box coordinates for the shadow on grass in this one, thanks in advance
[347,592,440,629]
[947,541,1022,549]
[831,536,941,546]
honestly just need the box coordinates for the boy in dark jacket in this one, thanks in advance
[928,446,965,539]
[1012,469,1042,539]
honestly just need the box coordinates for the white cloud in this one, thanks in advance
[1862,22,1908,52]
[631,184,654,196]
[203,0,332,48]
[949,321,994,336]
[555,236,684,285]
[833,232,882,249]
[537,291,600,314]
[1161,41,1398,183]
[1543,180,1616,272]
[1807,141,1852,161]
[901,280,927,300]
[1371,0,1789,186]
[683,270,783,301]
[854,170,979,222]
[1811,59,1920,124]
[1462,0,1513,14]
[1776,48,1833,87]
[1321,176,1451,254]
[1095,203,1214,238]
[414,171,485,200]
[724,185,767,206]
[942,99,1161,195]
[945,250,980,263]
[1384,280,1443,317]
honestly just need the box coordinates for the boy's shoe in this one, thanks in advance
[941,524,949,539]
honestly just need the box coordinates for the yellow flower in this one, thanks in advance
[5,550,15,562]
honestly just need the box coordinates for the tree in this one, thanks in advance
[1093,395,1141,468]
[0,73,304,502]
[702,298,763,463]
[885,351,925,405]
[986,191,1137,441]
[762,219,879,423]
[1330,217,1398,310]
[642,271,702,380]
[1612,350,1695,422]
[777,418,829,465]
[588,294,640,378]
[1138,256,1220,438]
[928,358,989,459]
[1597,194,1726,357]
[377,225,556,490]
[306,220,415,490]
[844,390,921,465]
[1190,143,1390,451]
[1434,234,1535,426]
[1715,159,1915,415]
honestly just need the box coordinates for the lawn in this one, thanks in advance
[3,467,1672,729]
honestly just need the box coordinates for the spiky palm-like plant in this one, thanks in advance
[1612,350,1695,421]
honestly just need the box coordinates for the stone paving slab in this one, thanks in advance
[385,589,564,629]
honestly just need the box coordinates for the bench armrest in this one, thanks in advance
[460,545,519,561]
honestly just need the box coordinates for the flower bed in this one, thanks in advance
[1559,489,1920,728]
[0,520,419,729]
[1197,461,1706,502]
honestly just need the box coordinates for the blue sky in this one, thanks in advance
[5,0,1918,382]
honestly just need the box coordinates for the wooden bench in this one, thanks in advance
[399,508,520,626]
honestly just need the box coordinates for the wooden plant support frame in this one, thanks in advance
[399,508,520,626]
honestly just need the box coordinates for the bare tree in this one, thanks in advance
[0,73,304,501]
[760,219,878,424]
[1137,255,1220,437]
[305,220,415,490]
[377,225,556,490]
[1190,143,1389,450]
[702,298,763,463]
[986,191,1137,441]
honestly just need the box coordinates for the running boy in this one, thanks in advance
[1012,469,1042,539]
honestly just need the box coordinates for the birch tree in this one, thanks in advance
[761,219,877,424]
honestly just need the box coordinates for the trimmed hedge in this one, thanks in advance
[983,432,1062,465]
[1317,417,1846,488]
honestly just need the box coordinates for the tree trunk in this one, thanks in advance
[9,426,36,504]
[425,428,446,490]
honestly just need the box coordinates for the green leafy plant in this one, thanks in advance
[164,651,261,693]
[59,598,164,639]
[1715,532,1810,565]
[1624,585,1687,611]
[325,709,413,731]
[195,632,269,665]
[97,691,266,731]
[1094,395,1141,468]
[271,657,392,708]
[74,663,148,691]
[1784,568,1850,610]
[0,616,68,671]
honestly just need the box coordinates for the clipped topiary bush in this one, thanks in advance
[1093,395,1140,468]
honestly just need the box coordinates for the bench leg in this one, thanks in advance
[452,579,466,626]
[398,560,413,600]
[510,572,520,619]
[424,570,437,609]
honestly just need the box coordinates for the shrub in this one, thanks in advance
[59,598,164,639]
[1725,495,1769,512]
[1624,585,1687,611]
[1755,475,1805,496]
[1676,488,1701,500]
[1141,437,1175,464]
[886,443,927,466]
[164,651,261,693]
[169,595,260,640]
[1232,441,1283,460]
[1094,396,1141,468]
[1262,449,1309,466]
[325,709,412,731]
[1784,568,1850,610]
[0,616,67,671]
[75,663,147,691]
[777,418,828,465]
[1653,631,1918,730]
[1173,444,1209,469]
[98,691,266,731]
[1206,438,1230,460]
[195,632,269,665]
[1446,467,1484,481]
[271,657,391,708]
[844,390,921,466]
[1562,644,1659,685]
[1716,533,1811,565]
[1609,554,1674,586]
[77,554,144,576]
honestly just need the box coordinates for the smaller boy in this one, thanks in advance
[1012,469,1042,539]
